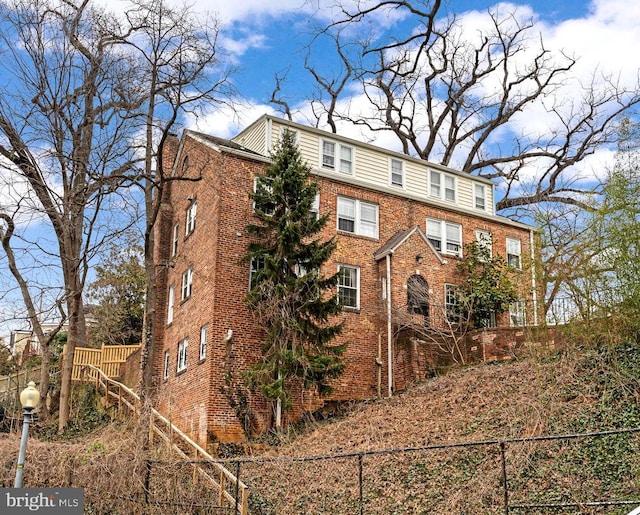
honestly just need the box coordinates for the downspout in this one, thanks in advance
[386,254,393,398]
[265,117,272,152]
[529,229,538,325]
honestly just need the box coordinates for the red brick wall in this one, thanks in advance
[153,134,537,445]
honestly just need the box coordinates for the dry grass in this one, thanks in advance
[1,345,639,514]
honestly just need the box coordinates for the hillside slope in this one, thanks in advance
[245,345,640,514]
[2,344,639,514]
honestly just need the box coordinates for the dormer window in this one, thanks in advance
[321,140,353,174]
[474,184,486,210]
[429,170,456,202]
[390,158,404,188]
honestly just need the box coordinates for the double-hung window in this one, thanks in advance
[199,324,208,361]
[185,201,197,236]
[338,264,360,309]
[172,223,179,257]
[181,268,193,301]
[476,229,492,258]
[310,193,320,220]
[337,197,379,238]
[177,338,188,373]
[390,158,404,187]
[426,218,462,257]
[444,175,456,202]
[510,301,526,326]
[429,170,456,202]
[429,170,441,197]
[506,238,522,269]
[167,285,175,324]
[321,140,353,174]
[445,284,462,324]
[253,176,275,216]
[163,350,170,380]
[249,257,265,290]
[474,184,486,210]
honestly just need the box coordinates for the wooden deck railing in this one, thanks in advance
[80,365,249,514]
[72,344,141,381]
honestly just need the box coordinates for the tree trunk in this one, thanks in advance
[58,280,86,433]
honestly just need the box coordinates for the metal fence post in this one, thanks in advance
[358,453,364,515]
[500,441,509,515]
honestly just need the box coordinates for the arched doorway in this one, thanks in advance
[407,274,430,326]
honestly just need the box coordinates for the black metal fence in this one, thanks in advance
[3,426,640,513]
[230,426,640,514]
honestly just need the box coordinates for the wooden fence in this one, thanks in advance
[71,344,141,381]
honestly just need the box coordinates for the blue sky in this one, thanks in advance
[2,0,639,337]
[193,0,636,141]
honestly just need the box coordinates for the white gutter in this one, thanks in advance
[530,229,539,325]
[386,254,393,398]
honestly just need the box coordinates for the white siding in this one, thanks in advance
[234,117,497,216]
[234,119,268,155]
[457,178,473,210]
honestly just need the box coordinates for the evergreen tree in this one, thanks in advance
[245,129,345,424]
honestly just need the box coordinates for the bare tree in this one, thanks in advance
[0,0,141,431]
[0,212,65,418]
[117,0,235,407]
[301,2,640,211]
[0,0,233,432]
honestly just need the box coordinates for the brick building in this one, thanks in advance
[153,115,538,446]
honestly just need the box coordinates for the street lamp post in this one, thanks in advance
[14,381,40,488]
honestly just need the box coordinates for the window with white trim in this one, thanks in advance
[337,197,378,238]
[253,176,275,216]
[167,285,175,324]
[185,201,197,236]
[474,184,486,210]
[199,324,208,361]
[390,158,404,187]
[429,170,456,202]
[172,223,179,257]
[310,192,320,220]
[181,268,193,301]
[444,175,456,202]
[429,170,441,197]
[476,229,492,257]
[163,350,170,380]
[426,218,462,257]
[177,338,188,373]
[506,237,522,269]
[321,140,353,174]
[445,284,462,324]
[249,257,265,291]
[510,301,526,327]
[338,264,360,309]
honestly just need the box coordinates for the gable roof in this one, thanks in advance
[185,130,269,162]
[373,226,445,264]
